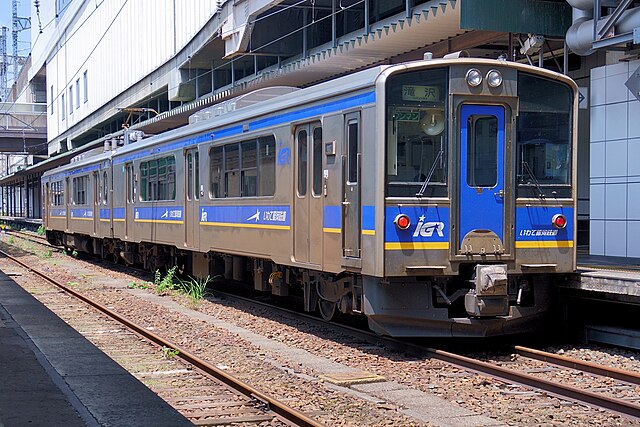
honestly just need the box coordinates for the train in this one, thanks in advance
[42,57,578,337]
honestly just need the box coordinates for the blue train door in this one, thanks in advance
[459,105,505,255]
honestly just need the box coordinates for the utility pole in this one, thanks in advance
[10,0,30,94]
[0,27,7,101]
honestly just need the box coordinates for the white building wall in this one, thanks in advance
[589,59,640,258]
[31,0,219,148]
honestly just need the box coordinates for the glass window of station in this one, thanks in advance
[386,68,448,198]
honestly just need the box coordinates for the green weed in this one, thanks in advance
[37,225,45,236]
[155,266,179,294]
[162,346,180,359]
[40,249,53,258]
[127,281,149,290]
[7,236,14,245]
[178,275,211,302]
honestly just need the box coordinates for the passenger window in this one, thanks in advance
[210,146,223,198]
[297,129,308,196]
[139,156,176,201]
[241,141,257,197]
[225,144,240,197]
[259,136,275,196]
[312,127,322,196]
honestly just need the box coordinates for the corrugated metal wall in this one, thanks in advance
[42,0,219,145]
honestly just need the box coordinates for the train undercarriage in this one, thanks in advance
[48,230,558,337]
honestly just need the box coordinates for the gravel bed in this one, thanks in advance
[3,234,640,426]
[0,236,428,426]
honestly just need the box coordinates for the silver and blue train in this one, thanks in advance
[42,57,578,337]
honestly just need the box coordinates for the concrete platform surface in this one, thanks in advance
[0,270,192,427]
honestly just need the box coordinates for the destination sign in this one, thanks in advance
[402,85,440,102]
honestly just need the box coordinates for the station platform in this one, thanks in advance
[571,252,640,303]
[0,270,192,426]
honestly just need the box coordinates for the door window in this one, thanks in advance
[466,116,498,188]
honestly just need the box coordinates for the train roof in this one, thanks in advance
[43,58,577,180]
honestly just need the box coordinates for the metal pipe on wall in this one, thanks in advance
[566,0,640,55]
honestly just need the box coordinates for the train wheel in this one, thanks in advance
[318,299,337,321]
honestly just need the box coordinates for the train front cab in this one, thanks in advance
[365,59,578,337]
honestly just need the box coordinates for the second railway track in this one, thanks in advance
[210,289,640,420]
[0,246,324,427]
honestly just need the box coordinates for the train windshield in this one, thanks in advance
[516,73,573,196]
[385,68,448,197]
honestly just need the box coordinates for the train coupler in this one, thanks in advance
[464,264,509,317]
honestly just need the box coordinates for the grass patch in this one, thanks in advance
[162,346,180,359]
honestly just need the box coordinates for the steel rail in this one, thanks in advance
[514,345,640,386]
[0,248,324,427]
[212,290,640,420]
[427,348,640,419]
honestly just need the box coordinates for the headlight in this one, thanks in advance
[486,69,503,88]
[465,68,482,87]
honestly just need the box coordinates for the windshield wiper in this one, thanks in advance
[522,161,545,198]
[417,150,444,197]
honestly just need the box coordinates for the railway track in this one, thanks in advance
[210,289,640,420]
[4,231,640,423]
[0,247,324,427]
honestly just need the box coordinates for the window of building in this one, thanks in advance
[50,86,54,115]
[69,86,73,114]
[57,0,73,15]
[61,94,65,121]
[209,135,276,198]
[140,156,176,201]
[72,175,89,205]
[83,70,88,103]
[75,79,80,109]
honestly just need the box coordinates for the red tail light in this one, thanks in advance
[552,214,567,229]
[394,214,411,230]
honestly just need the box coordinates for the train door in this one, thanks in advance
[65,177,70,232]
[458,105,506,254]
[43,182,49,228]
[105,169,113,238]
[293,123,323,265]
[125,162,135,240]
[93,171,99,235]
[342,112,361,262]
[184,148,200,248]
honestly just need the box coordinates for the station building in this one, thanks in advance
[3,0,639,259]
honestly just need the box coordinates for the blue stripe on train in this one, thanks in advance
[515,206,573,241]
[384,206,449,243]
[200,205,290,227]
